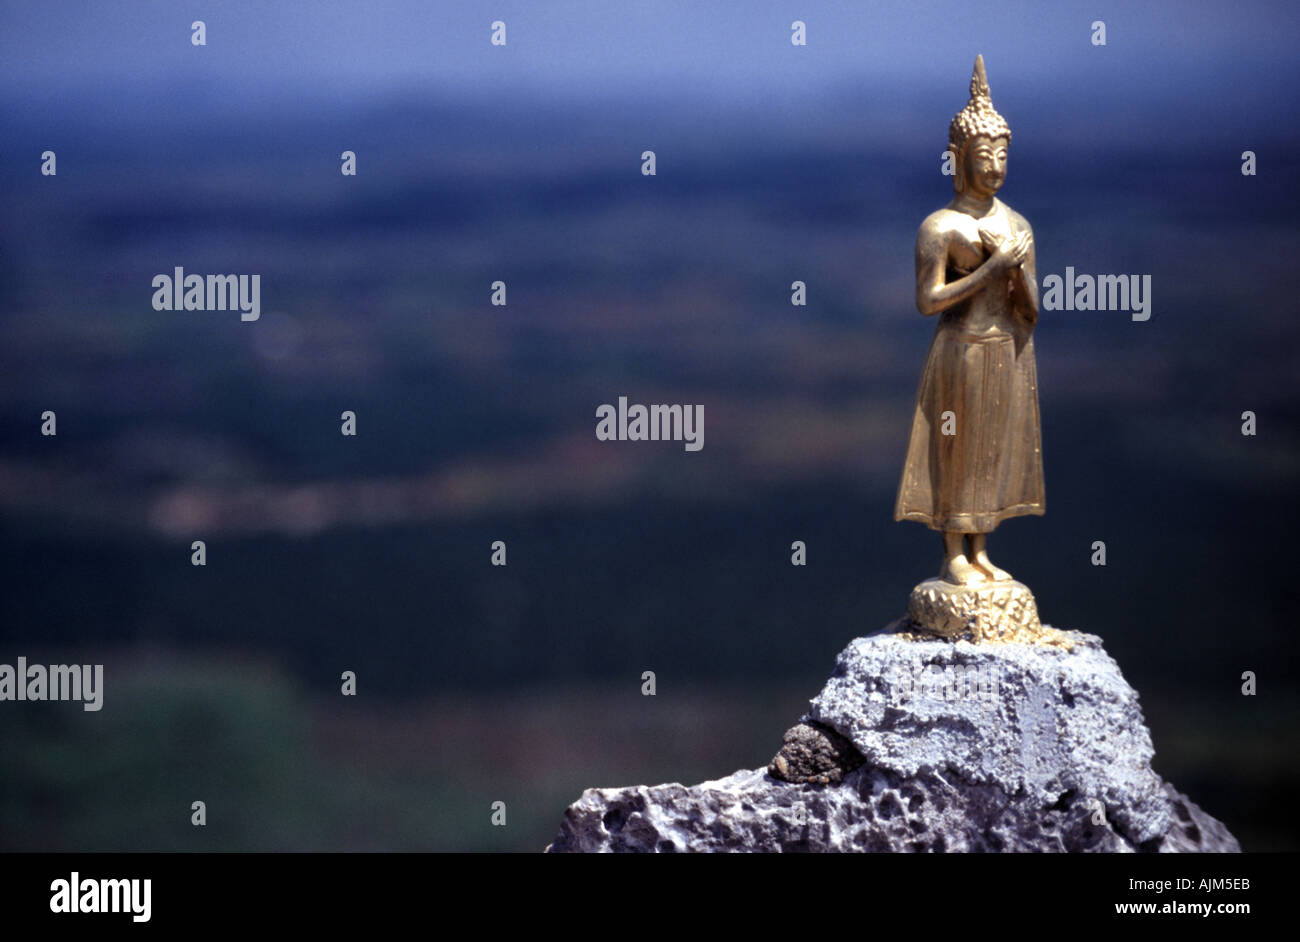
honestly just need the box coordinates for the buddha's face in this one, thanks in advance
[962,136,1008,196]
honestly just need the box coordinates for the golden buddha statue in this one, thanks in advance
[895,54,1045,592]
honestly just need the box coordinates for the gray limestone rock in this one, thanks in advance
[546,626,1241,853]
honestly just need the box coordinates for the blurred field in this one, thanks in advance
[1,36,1297,851]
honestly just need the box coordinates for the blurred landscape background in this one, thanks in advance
[1,0,1297,851]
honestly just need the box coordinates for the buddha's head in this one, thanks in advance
[949,55,1012,197]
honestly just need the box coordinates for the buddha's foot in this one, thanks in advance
[940,555,988,586]
[972,551,1012,582]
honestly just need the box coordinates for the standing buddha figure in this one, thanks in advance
[894,55,1045,587]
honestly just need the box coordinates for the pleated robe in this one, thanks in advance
[894,263,1045,533]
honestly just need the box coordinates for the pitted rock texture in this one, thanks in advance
[547,627,1241,853]
[807,627,1175,844]
[545,769,1238,853]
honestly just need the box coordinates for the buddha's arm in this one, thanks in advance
[915,223,1004,316]
[1008,227,1038,324]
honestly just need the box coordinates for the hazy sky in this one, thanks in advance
[3,0,1296,101]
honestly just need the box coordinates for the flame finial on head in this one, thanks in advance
[949,54,1011,152]
[970,53,991,99]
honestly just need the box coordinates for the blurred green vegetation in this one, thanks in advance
[0,653,812,851]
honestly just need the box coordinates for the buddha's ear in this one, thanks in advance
[950,142,965,193]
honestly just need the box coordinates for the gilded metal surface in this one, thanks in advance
[901,578,1073,648]
[895,56,1044,588]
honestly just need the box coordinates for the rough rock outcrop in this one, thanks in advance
[546,625,1240,853]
